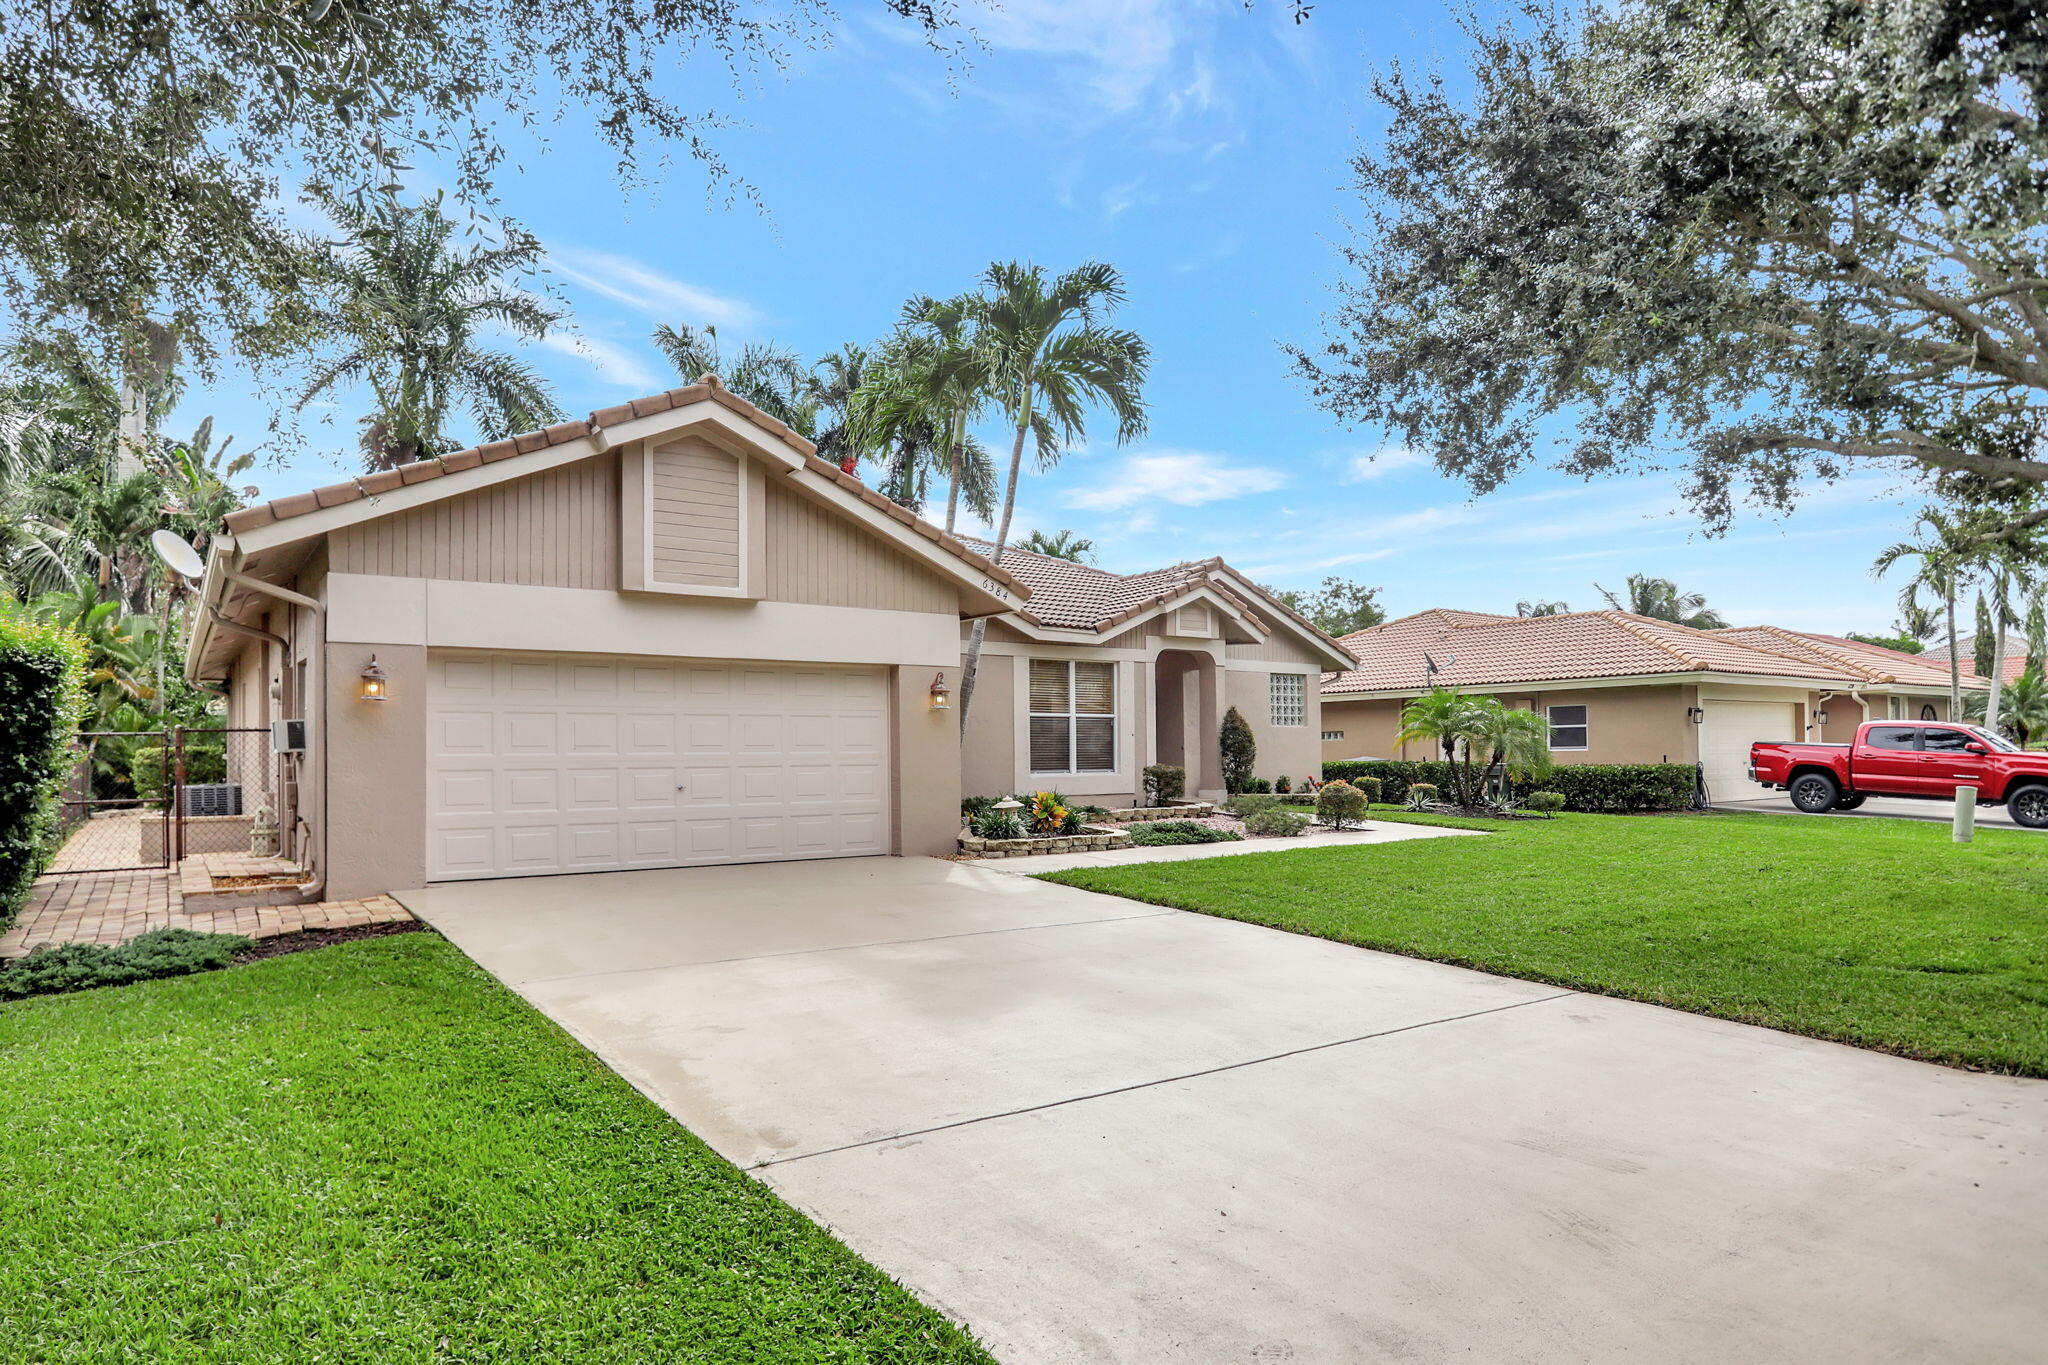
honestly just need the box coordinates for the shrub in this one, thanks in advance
[961,795,1000,822]
[131,740,227,807]
[1349,776,1383,805]
[1027,790,1071,836]
[1522,791,1567,817]
[0,615,88,927]
[1223,792,1284,817]
[1315,779,1370,830]
[1127,819,1244,846]
[1243,808,1311,837]
[1220,706,1257,793]
[1141,764,1186,806]
[1322,759,1697,812]
[1405,782,1442,809]
[0,928,252,1002]
[972,809,1026,840]
[1274,776,1292,794]
[1241,776,1272,794]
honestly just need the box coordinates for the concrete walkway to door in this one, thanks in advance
[399,858,2048,1364]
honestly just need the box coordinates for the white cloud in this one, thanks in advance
[548,248,761,329]
[1064,449,1289,511]
[1342,447,1430,482]
[537,330,661,390]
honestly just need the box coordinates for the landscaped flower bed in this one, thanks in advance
[959,826,1132,858]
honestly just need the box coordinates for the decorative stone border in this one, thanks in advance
[959,825,1133,859]
[1090,802,1217,824]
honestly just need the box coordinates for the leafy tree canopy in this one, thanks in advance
[0,0,963,370]
[1847,632,1926,654]
[1598,573,1727,630]
[1268,576,1386,637]
[1293,0,2048,538]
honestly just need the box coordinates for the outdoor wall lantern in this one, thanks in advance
[358,655,390,703]
[1685,706,1704,724]
[928,671,952,711]
[1814,709,1830,727]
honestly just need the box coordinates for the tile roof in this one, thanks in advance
[960,540,1350,655]
[1325,609,1868,694]
[1931,634,2033,683]
[217,378,1027,596]
[1326,610,2001,695]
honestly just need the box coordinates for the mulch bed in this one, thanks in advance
[210,874,315,891]
[234,920,425,963]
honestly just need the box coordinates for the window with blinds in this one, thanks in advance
[1270,672,1305,727]
[1029,659,1117,773]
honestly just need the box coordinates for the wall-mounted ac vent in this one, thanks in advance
[271,718,308,754]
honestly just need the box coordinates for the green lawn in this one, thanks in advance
[1041,810,2048,1076]
[0,933,989,1364]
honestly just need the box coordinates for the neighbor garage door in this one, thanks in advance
[1698,698,1798,801]
[426,651,890,880]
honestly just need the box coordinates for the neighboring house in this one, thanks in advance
[1930,634,2033,684]
[185,380,1029,898]
[1321,609,1980,800]
[955,543,1356,804]
[181,380,1354,901]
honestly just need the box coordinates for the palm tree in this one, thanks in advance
[957,261,1150,724]
[1596,574,1727,629]
[1018,529,1096,562]
[846,328,950,512]
[1516,600,1570,617]
[1471,699,1554,805]
[900,292,1003,534]
[1395,685,1484,805]
[652,323,820,438]
[810,343,870,473]
[300,192,563,471]
[1875,508,1976,721]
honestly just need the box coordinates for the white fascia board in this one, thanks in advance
[1209,568,1356,671]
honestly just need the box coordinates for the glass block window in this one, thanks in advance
[1322,730,1344,742]
[1029,660,1117,773]
[1270,673,1306,727]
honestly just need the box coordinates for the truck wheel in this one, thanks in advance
[1789,773,1840,813]
[1834,794,1866,811]
[2009,786,2048,829]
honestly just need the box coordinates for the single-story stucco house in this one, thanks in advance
[955,541,1356,805]
[1321,608,1979,801]
[183,380,1353,900]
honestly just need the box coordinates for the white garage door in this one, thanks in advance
[1698,699,1797,801]
[426,651,891,880]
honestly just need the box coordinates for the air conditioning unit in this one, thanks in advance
[180,783,245,818]
[271,718,308,754]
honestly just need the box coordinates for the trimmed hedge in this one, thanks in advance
[1127,819,1244,846]
[1323,759,1698,813]
[0,615,88,925]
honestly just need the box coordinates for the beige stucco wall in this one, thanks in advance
[1321,684,1698,768]
[1225,666,1322,787]
[322,642,428,900]
[893,663,962,856]
[960,649,1017,801]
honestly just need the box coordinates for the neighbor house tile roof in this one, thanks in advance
[1326,610,1996,695]
[960,540,1350,656]
[1325,609,1867,694]
[218,378,1027,596]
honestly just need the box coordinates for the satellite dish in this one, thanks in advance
[151,529,206,580]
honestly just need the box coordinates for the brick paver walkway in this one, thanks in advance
[1,867,413,959]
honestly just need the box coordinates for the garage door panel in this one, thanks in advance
[1700,700,1796,800]
[428,651,891,880]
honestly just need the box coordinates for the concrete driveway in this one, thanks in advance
[399,858,2048,1363]
[1717,792,2039,828]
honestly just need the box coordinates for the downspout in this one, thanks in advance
[220,567,326,900]
[1812,690,1835,737]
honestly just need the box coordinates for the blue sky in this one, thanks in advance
[176,0,1931,635]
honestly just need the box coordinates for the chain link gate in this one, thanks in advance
[49,727,276,875]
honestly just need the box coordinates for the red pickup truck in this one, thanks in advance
[1750,720,2048,827]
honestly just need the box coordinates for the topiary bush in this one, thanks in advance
[1404,782,1442,809]
[1141,764,1186,806]
[1349,775,1383,805]
[1315,779,1370,830]
[1127,819,1244,846]
[1220,706,1256,793]
[0,614,88,927]
[0,928,252,1001]
[1243,808,1311,837]
[1522,791,1567,817]
[1323,759,1696,812]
